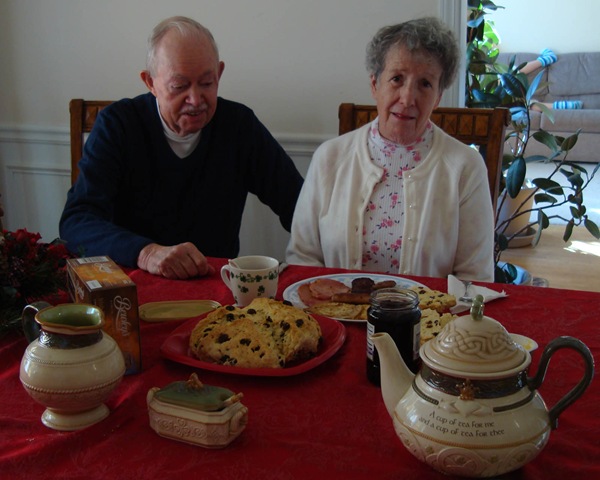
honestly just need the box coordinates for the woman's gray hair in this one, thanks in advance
[366,17,459,91]
[146,16,219,75]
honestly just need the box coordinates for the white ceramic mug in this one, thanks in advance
[220,256,280,306]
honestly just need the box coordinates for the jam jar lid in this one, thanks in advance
[420,295,530,378]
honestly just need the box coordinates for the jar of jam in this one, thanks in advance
[366,287,421,386]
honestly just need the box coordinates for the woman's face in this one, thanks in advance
[370,46,443,145]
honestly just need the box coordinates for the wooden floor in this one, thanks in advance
[500,224,600,293]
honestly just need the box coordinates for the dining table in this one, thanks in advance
[1,258,598,480]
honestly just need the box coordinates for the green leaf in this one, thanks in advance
[505,157,526,198]
[562,163,588,175]
[496,233,509,251]
[515,61,528,72]
[538,210,550,229]
[584,219,600,239]
[565,171,584,188]
[502,263,518,283]
[470,91,502,108]
[561,132,579,151]
[532,130,559,151]
[532,219,544,247]
[532,177,563,196]
[534,193,556,204]
[509,106,528,124]
[499,73,527,98]
[525,154,552,163]
[563,220,575,241]
[480,0,503,10]
[567,193,582,206]
[570,206,581,219]
[526,71,546,102]
[531,101,553,122]
[494,266,509,284]
[467,16,485,29]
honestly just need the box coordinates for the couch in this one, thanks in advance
[497,52,600,163]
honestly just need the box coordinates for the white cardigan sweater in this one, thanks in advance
[286,122,495,282]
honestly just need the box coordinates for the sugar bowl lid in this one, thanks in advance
[153,373,243,412]
[420,295,530,378]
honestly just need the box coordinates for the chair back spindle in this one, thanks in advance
[338,103,510,211]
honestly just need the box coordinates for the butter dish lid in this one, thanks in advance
[140,300,221,322]
[420,295,530,378]
[153,373,243,412]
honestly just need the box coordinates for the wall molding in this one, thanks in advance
[0,124,330,156]
[0,123,327,249]
[0,124,70,146]
[5,164,69,177]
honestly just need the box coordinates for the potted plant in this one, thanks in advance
[466,0,600,283]
[0,229,71,337]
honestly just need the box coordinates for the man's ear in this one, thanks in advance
[140,70,156,95]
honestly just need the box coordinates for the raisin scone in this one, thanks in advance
[420,308,457,345]
[409,286,457,314]
[189,298,322,369]
[306,302,366,320]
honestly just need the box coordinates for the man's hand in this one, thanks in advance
[137,242,215,279]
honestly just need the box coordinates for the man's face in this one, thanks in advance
[141,30,224,137]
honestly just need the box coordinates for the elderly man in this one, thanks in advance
[60,16,303,279]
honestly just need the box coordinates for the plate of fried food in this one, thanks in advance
[283,273,428,322]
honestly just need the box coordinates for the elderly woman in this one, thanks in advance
[286,17,494,281]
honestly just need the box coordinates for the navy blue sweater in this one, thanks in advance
[59,93,303,266]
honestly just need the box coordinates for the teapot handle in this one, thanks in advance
[527,336,594,429]
[21,301,52,344]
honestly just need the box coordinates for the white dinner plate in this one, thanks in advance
[282,273,426,323]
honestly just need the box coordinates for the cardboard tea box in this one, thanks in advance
[67,256,141,374]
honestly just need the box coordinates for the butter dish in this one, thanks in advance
[147,373,247,448]
[139,300,220,322]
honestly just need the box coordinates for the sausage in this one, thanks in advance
[331,292,371,304]
[372,280,397,290]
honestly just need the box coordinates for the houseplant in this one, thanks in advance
[0,229,71,337]
[466,0,600,283]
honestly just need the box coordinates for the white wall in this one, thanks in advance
[0,0,448,133]
[491,0,600,54]
[0,0,459,260]
[0,0,464,258]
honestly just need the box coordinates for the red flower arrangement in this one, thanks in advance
[0,229,71,335]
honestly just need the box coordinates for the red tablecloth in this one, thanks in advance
[1,259,598,480]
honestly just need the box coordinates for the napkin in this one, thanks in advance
[447,275,508,314]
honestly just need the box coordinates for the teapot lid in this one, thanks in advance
[420,295,530,378]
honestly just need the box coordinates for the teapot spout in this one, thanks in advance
[371,332,415,417]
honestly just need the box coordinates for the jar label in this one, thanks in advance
[366,321,375,361]
[412,322,420,361]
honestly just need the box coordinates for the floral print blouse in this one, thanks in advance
[362,118,434,272]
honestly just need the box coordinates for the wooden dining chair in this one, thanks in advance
[338,103,510,211]
[69,99,114,185]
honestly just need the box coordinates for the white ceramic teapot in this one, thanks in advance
[371,296,594,478]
